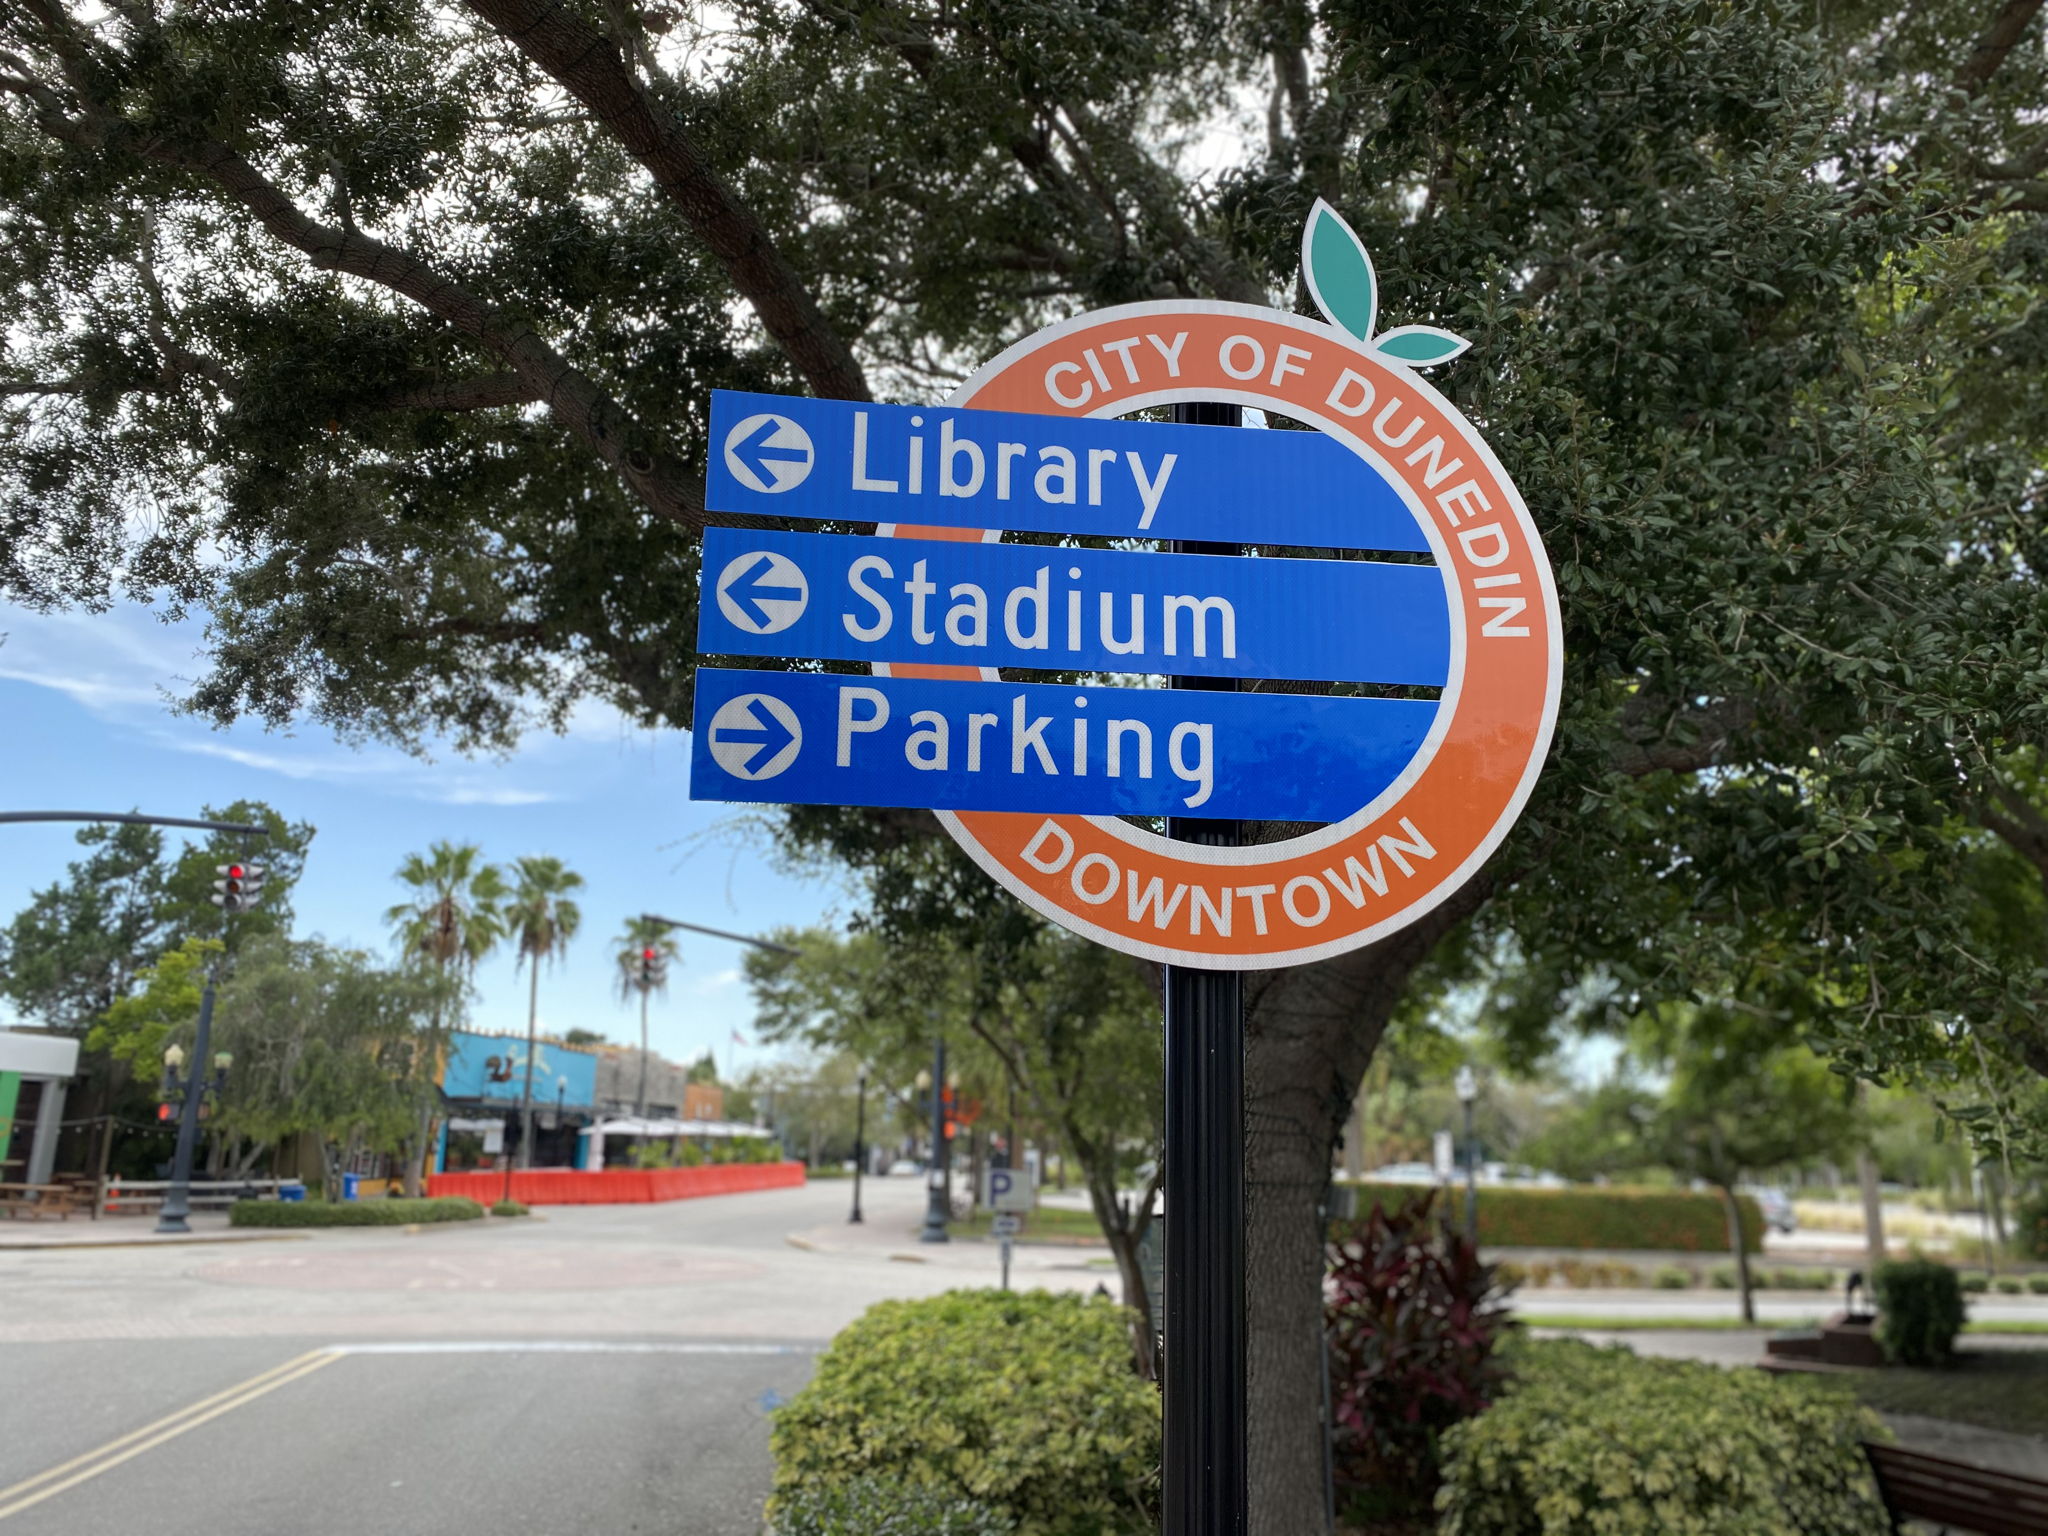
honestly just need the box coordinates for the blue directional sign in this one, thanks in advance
[707,390,1428,553]
[698,527,1449,685]
[691,667,1438,823]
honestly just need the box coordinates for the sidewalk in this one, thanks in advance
[0,1212,306,1250]
[784,1185,1115,1282]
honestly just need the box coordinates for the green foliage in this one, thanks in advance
[1436,1340,1891,1536]
[88,937,216,1070]
[385,842,507,974]
[769,1291,1159,1536]
[2018,1185,2048,1262]
[1339,1184,1762,1253]
[208,936,457,1196]
[229,1197,482,1227]
[489,1199,529,1217]
[1872,1260,1967,1366]
[768,1479,1015,1536]
[1653,1266,1695,1289]
[0,821,167,1032]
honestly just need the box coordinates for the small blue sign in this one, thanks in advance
[698,527,1450,685]
[706,390,1428,553]
[690,667,1438,823]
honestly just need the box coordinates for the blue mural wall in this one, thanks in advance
[443,1031,598,1108]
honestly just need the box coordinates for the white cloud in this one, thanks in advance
[690,967,742,996]
[432,785,558,807]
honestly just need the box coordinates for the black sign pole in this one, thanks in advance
[1162,400,1247,1536]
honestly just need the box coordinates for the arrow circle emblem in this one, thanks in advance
[722,413,815,494]
[706,693,802,781]
[714,550,809,635]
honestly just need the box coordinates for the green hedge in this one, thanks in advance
[1872,1260,1965,1367]
[229,1197,485,1227]
[1338,1184,1762,1253]
[770,1478,1014,1535]
[1438,1339,1890,1535]
[769,1290,1157,1536]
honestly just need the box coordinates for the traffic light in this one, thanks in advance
[638,946,670,988]
[210,862,267,913]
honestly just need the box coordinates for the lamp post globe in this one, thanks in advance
[1455,1064,1479,1240]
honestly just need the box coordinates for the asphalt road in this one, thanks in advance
[0,1339,813,1535]
[0,1175,1063,1535]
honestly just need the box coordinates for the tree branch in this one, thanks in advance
[464,0,871,403]
[1954,0,2046,95]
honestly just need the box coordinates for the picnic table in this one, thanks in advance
[0,1183,83,1220]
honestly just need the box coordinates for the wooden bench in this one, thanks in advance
[1865,1442,2048,1535]
[0,1183,83,1220]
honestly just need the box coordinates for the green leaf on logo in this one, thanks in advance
[1371,325,1471,367]
[1303,200,1377,343]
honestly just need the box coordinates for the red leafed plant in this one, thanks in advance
[1325,1188,1517,1512]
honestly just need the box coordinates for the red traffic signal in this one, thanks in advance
[643,948,657,962]
[157,1103,174,1122]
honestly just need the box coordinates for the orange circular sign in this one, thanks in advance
[879,299,1560,969]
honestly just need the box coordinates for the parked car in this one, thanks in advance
[885,1159,924,1177]
[1742,1185,1797,1234]
[1360,1162,1441,1185]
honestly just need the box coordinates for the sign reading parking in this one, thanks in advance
[692,665,1436,823]
[689,202,1560,969]
[985,1168,1034,1213]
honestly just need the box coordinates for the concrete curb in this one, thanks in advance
[0,1231,311,1252]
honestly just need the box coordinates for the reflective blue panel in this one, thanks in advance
[697,528,1450,686]
[689,667,1438,823]
[706,390,1429,553]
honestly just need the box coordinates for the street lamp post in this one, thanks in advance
[919,1040,950,1243]
[1455,1064,1479,1242]
[156,971,231,1234]
[850,1069,868,1225]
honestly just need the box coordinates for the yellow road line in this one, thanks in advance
[0,1350,339,1522]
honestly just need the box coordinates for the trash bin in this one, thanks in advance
[341,1172,360,1201]
[278,1182,306,1203]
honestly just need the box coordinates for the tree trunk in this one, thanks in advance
[1717,1182,1756,1324]
[1857,1145,1886,1273]
[520,959,540,1169]
[1239,905,1465,1536]
[403,1105,435,1196]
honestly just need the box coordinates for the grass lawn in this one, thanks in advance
[950,1206,1107,1243]
[1836,1349,2048,1437]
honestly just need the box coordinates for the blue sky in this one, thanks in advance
[0,598,849,1073]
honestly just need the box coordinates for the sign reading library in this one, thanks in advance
[691,202,1561,969]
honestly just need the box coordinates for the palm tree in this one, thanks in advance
[504,855,585,1167]
[384,842,508,1192]
[614,917,681,1117]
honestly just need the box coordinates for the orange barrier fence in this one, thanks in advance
[426,1162,807,1206]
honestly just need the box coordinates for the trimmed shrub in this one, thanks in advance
[1768,1267,1837,1292]
[1326,1189,1515,1517]
[1437,1339,1891,1536]
[1993,1277,2023,1295]
[229,1196,484,1227]
[770,1478,1014,1535]
[769,1291,1157,1536]
[490,1199,530,1217]
[1340,1184,1762,1252]
[1654,1266,1695,1289]
[1872,1260,1966,1366]
[1708,1264,1738,1289]
[1962,1274,1990,1294]
[2027,1275,2048,1295]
